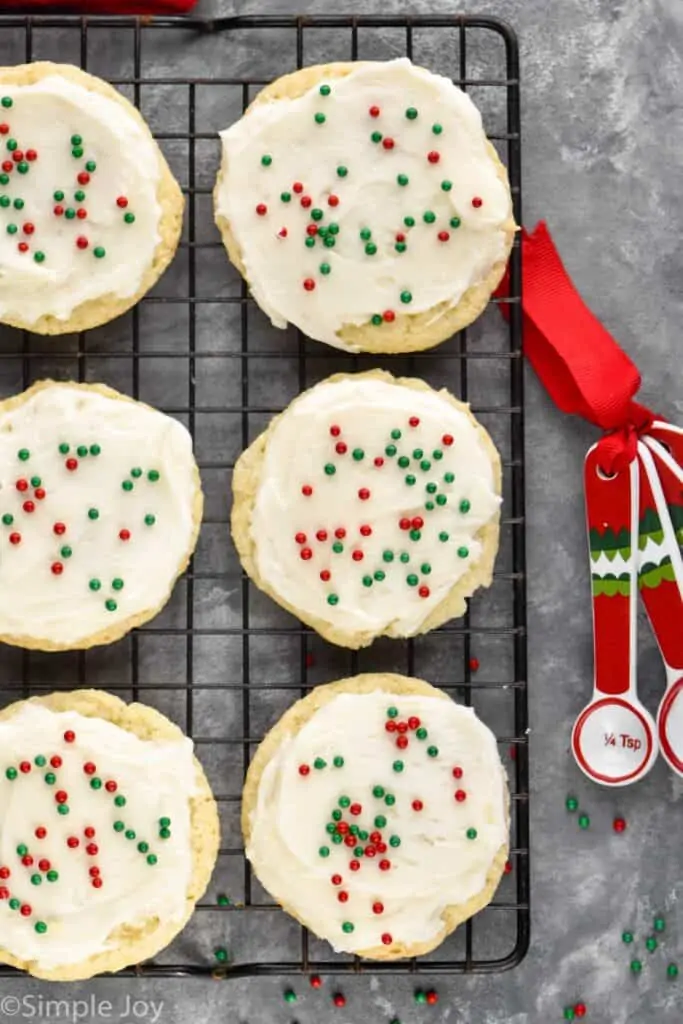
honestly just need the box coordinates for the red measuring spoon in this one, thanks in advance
[638,430,683,775]
[571,444,658,785]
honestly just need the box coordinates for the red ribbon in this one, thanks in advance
[496,221,655,474]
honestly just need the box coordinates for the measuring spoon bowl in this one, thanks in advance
[572,695,658,786]
[657,677,683,775]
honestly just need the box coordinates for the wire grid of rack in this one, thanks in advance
[0,13,527,978]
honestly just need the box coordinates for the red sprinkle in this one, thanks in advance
[116,196,129,208]
[469,658,480,672]
[442,434,454,446]
[12,150,23,163]
[351,550,364,563]
[344,835,356,847]
[21,855,33,867]
[419,586,430,598]
[349,803,362,816]
[65,458,78,471]
[574,1004,586,1018]
[55,791,68,804]
[360,525,372,537]
[504,860,513,875]
[119,529,131,541]
[382,137,395,150]
[397,735,408,750]
[35,828,47,840]
[9,532,20,545]
[54,205,64,216]
[333,994,346,1008]
[105,781,117,793]
[83,762,96,776]
[0,888,8,900]
[364,846,376,858]
[349,860,360,872]
[51,562,63,575]
[471,196,483,208]
[295,532,307,544]
[19,762,31,774]
[300,196,312,209]
[337,822,349,835]
[385,720,397,733]
[376,842,387,854]
[77,171,90,185]
[396,232,406,243]
[613,817,627,833]
[16,479,28,492]
[34,488,45,500]
[0,867,9,879]
[303,278,315,291]
[76,209,87,220]
[255,203,267,216]
[278,227,287,238]
[374,457,384,467]
[455,789,467,802]
[383,309,395,322]
[426,990,439,1005]
[17,242,28,253]
[92,877,103,889]
[328,194,339,207]
[438,231,450,242]
[301,485,313,497]
[408,716,420,730]
[38,859,50,872]
[331,874,342,885]
[76,236,88,250]
[64,731,76,743]
[412,799,423,811]
[381,933,393,946]
[330,425,341,436]
[378,859,391,871]
[50,756,62,768]
[1,161,12,172]
[53,523,66,535]
[25,150,37,162]
[298,764,310,776]
[22,222,34,235]
[300,548,313,561]
[338,891,349,902]
[369,105,380,117]
[320,570,331,582]
[316,530,328,542]
[67,837,79,849]
[427,151,440,163]
[335,527,346,539]
[399,517,411,531]
[372,902,384,915]
[0,124,8,134]
[22,500,35,514]
[411,516,424,530]
[358,488,370,501]
[292,181,304,194]
[397,722,408,734]
[306,224,318,237]
[89,866,100,877]
[20,904,32,917]
[335,442,347,454]
[452,766,463,779]
[310,975,322,989]
[86,843,98,857]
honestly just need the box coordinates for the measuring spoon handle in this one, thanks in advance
[585,445,639,697]
[637,441,683,671]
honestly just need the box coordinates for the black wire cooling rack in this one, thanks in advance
[0,13,527,978]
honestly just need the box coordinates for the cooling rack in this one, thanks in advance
[0,12,527,977]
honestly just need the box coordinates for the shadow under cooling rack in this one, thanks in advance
[0,13,528,979]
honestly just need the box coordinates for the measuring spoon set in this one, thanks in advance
[572,422,683,786]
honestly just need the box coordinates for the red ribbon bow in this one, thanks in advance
[496,221,655,474]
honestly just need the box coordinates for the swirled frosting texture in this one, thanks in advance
[0,705,196,969]
[216,59,512,350]
[250,376,500,637]
[0,382,200,648]
[246,691,508,954]
[0,75,161,324]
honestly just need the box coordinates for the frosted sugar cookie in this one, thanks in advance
[243,673,508,959]
[0,689,219,981]
[232,371,501,649]
[215,58,515,353]
[0,62,183,333]
[0,381,202,650]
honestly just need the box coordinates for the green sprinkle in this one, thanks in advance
[105,599,117,612]
[397,173,409,186]
[160,817,170,828]
[34,755,46,767]
[337,165,348,177]
[460,499,471,513]
[405,475,416,486]
[374,815,387,828]
[6,139,16,152]
[466,827,478,840]
[1,97,13,109]
[311,207,323,221]
[439,531,449,542]
[353,845,363,856]
[578,814,590,829]
[373,785,385,798]
[371,131,382,143]
[320,262,331,275]
[138,841,149,854]
[60,546,72,559]
[630,959,642,974]
[450,216,461,229]
[374,570,385,582]
[112,578,124,591]
[76,445,88,457]
[74,190,86,202]
[444,471,455,483]
[416,727,427,740]
[5,768,16,780]
[436,494,447,506]
[423,211,436,224]
[433,449,443,460]
[16,844,27,856]
[45,772,56,785]
[124,212,136,224]
[384,793,395,806]
[421,563,432,574]
[342,921,354,934]
[393,760,404,773]
[54,190,65,202]
[8,899,19,910]
[320,84,331,96]
[387,707,398,718]
[398,455,410,468]
[327,593,339,606]
[85,160,96,173]
[332,810,342,821]
[6,223,17,235]
[88,503,100,516]
[217,894,230,906]
[407,574,419,586]
[365,242,377,256]
[160,827,171,839]
[146,513,157,526]
[17,161,28,174]
[34,251,45,264]
[395,242,407,253]
[57,805,69,816]
[13,198,23,210]
[131,467,142,478]
[280,191,291,202]
[324,463,336,476]
[314,757,326,769]
[323,235,335,247]
[122,480,133,492]
[125,830,136,841]
[93,246,106,258]
[646,937,658,953]
[304,237,315,249]
[0,195,8,208]
[339,795,351,808]
[362,575,373,587]
[59,442,69,454]
[332,541,343,554]
[113,821,125,832]
[404,215,415,227]
[655,917,666,932]
[457,546,469,558]
[35,921,47,934]
[427,745,438,758]
[214,947,229,962]
[372,314,383,325]
[1,514,12,525]
[70,134,82,146]
[148,466,160,482]
[409,530,421,541]
[90,778,102,790]
[314,112,326,124]
[284,990,297,1004]
[668,964,679,978]
[333,756,344,767]
[65,208,76,219]
[72,147,83,158]
[400,290,412,303]
[432,123,442,134]
[426,482,437,494]
[441,180,452,191]
[352,448,364,461]
[89,579,101,591]
[383,550,394,562]
[389,835,401,847]
[405,106,418,119]
[622,931,634,944]
[420,460,431,472]
[400,552,410,564]
[261,154,272,167]
[46,870,58,882]
[413,448,424,460]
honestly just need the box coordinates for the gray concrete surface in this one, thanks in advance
[1,0,683,1021]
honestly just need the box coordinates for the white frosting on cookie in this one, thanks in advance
[0,74,162,324]
[0,383,199,647]
[247,690,508,954]
[249,377,500,637]
[216,58,512,351]
[0,704,196,969]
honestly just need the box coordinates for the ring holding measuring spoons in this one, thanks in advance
[571,445,658,786]
[637,438,683,775]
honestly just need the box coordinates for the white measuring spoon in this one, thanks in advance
[571,444,658,785]
[637,433,683,775]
